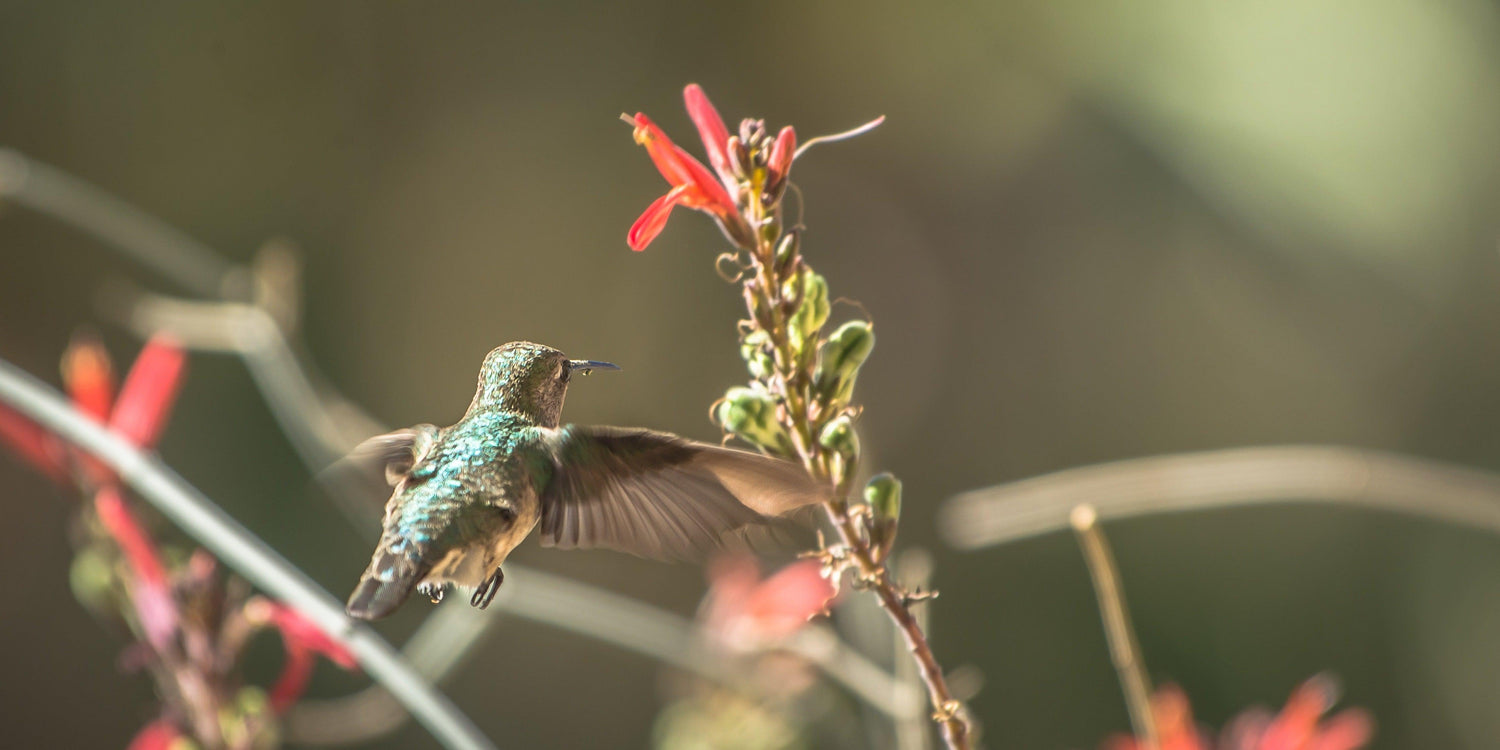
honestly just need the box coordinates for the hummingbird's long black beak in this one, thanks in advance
[568,359,620,376]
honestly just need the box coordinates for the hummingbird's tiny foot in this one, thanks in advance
[418,582,446,604]
[471,566,503,609]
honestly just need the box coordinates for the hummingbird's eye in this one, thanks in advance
[558,364,571,383]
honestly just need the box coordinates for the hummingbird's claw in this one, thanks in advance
[470,566,503,609]
[418,582,447,604]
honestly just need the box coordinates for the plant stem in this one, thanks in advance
[741,198,971,749]
[940,445,1500,550]
[1070,505,1158,750]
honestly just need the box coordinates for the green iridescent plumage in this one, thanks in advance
[345,342,826,620]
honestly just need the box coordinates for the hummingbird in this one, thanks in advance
[344,341,826,620]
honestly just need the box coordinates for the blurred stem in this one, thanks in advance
[742,193,971,749]
[0,357,495,750]
[940,445,1500,550]
[0,148,231,296]
[1070,505,1158,750]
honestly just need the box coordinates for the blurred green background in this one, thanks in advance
[2,1,1500,747]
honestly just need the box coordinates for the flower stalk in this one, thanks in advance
[627,84,971,749]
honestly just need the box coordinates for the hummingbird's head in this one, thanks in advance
[470,341,618,426]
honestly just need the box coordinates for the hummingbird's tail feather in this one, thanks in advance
[346,552,425,620]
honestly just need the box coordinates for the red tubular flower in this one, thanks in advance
[0,333,186,486]
[95,486,177,651]
[683,83,735,188]
[247,598,358,713]
[62,333,116,423]
[627,112,746,252]
[766,126,797,186]
[1103,677,1373,750]
[109,334,186,450]
[0,405,66,480]
[1235,675,1373,750]
[703,555,836,650]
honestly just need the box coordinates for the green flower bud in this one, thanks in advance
[818,414,860,462]
[864,473,902,562]
[739,329,775,380]
[814,320,875,405]
[788,271,829,351]
[69,545,117,617]
[715,386,791,454]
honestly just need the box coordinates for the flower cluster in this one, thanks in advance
[0,334,355,749]
[1103,676,1373,750]
[626,85,890,565]
[626,85,968,748]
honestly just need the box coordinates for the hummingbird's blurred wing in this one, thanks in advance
[339,424,441,487]
[538,426,827,561]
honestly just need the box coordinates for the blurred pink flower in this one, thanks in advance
[702,555,835,651]
[247,598,359,713]
[1104,675,1373,750]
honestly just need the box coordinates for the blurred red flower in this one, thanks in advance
[125,718,183,750]
[1104,675,1373,750]
[702,554,836,651]
[247,598,359,713]
[0,332,185,484]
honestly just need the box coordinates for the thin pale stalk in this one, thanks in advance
[0,148,231,296]
[0,358,495,750]
[1070,505,1158,750]
[940,445,1500,550]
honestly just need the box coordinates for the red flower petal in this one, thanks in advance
[94,486,177,651]
[249,599,358,712]
[126,718,182,750]
[670,144,738,216]
[270,646,316,713]
[767,126,797,184]
[62,332,116,422]
[263,601,357,670]
[703,556,834,647]
[632,113,696,187]
[1150,685,1210,750]
[683,84,734,185]
[742,559,835,639]
[1308,710,1374,750]
[631,114,738,218]
[1259,675,1335,750]
[110,334,186,450]
[0,403,67,480]
[628,186,687,252]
